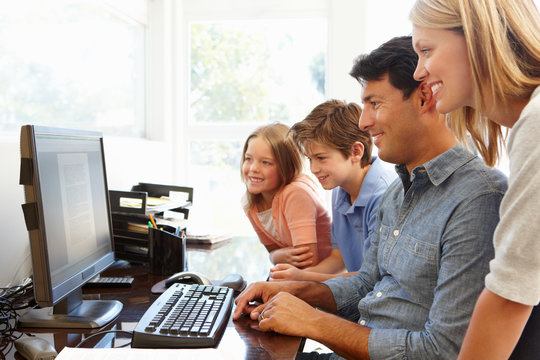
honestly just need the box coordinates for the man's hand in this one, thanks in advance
[270,246,314,268]
[233,281,294,321]
[257,291,322,338]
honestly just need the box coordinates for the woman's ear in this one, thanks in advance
[350,142,365,163]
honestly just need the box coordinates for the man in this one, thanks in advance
[233,36,508,359]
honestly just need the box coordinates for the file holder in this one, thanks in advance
[148,225,187,275]
[109,182,193,265]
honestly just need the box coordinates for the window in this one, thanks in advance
[177,0,424,235]
[179,1,329,235]
[189,19,327,124]
[0,0,146,136]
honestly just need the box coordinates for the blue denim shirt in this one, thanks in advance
[331,157,396,272]
[325,145,507,360]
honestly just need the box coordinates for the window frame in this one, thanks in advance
[172,0,369,186]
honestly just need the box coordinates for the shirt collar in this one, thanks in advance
[335,156,386,212]
[395,144,476,191]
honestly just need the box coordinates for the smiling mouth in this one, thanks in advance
[431,82,442,94]
[318,175,328,182]
[249,176,263,183]
[372,132,384,142]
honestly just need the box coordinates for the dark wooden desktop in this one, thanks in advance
[6,236,302,360]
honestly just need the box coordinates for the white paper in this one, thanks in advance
[56,347,230,360]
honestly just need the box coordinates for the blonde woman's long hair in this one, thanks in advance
[241,123,304,209]
[410,0,540,167]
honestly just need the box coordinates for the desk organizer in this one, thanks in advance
[109,182,193,265]
[149,225,187,275]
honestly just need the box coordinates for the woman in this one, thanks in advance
[410,0,540,358]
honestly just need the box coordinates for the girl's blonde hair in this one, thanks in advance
[410,0,540,167]
[241,123,304,208]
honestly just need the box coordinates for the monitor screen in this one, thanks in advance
[19,125,122,328]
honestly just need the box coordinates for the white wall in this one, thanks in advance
[0,134,174,287]
[0,136,33,287]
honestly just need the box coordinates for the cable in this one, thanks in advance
[0,279,34,343]
[74,330,133,348]
[0,297,24,358]
[0,330,23,358]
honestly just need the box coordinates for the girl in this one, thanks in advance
[270,100,395,281]
[241,123,332,268]
[410,0,540,358]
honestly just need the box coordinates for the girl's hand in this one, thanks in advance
[270,246,314,268]
[269,263,306,281]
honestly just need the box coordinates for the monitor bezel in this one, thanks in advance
[20,125,116,308]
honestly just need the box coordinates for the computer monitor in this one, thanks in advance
[19,125,122,328]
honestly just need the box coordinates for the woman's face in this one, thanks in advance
[412,26,474,114]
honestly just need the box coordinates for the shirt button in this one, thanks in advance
[376,291,382,298]
[360,320,366,326]
[393,229,399,236]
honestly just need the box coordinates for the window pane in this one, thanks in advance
[189,19,327,124]
[188,140,253,235]
[0,0,145,136]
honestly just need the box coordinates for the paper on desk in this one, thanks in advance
[56,330,248,360]
[56,347,240,360]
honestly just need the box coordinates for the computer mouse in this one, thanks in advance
[213,273,247,293]
[14,336,57,360]
[164,271,212,287]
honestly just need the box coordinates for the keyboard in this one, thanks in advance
[84,276,134,288]
[132,283,234,348]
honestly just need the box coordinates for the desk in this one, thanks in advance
[3,236,302,360]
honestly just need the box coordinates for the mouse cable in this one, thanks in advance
[74,330,134,348]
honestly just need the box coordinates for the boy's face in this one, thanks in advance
[306,142,354,191]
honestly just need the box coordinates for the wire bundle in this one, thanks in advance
[0,281,34,356]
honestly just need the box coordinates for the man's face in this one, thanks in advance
[359,74,425,169]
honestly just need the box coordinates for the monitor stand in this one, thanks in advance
[19,288,122,328]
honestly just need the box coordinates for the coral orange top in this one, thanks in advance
[244,176,332,261]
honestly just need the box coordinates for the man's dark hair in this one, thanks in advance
[350,36,421,99]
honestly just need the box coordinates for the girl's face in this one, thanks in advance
[412,26,474,114]
[242,136,281,201]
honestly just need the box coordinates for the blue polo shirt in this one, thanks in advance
[331,156,396,272]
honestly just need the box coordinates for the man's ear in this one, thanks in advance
[350,142,365,163]
[418,82,435,112]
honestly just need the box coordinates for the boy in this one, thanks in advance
[269,99,396,281]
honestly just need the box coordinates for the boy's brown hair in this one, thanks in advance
[290,99,372,167]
